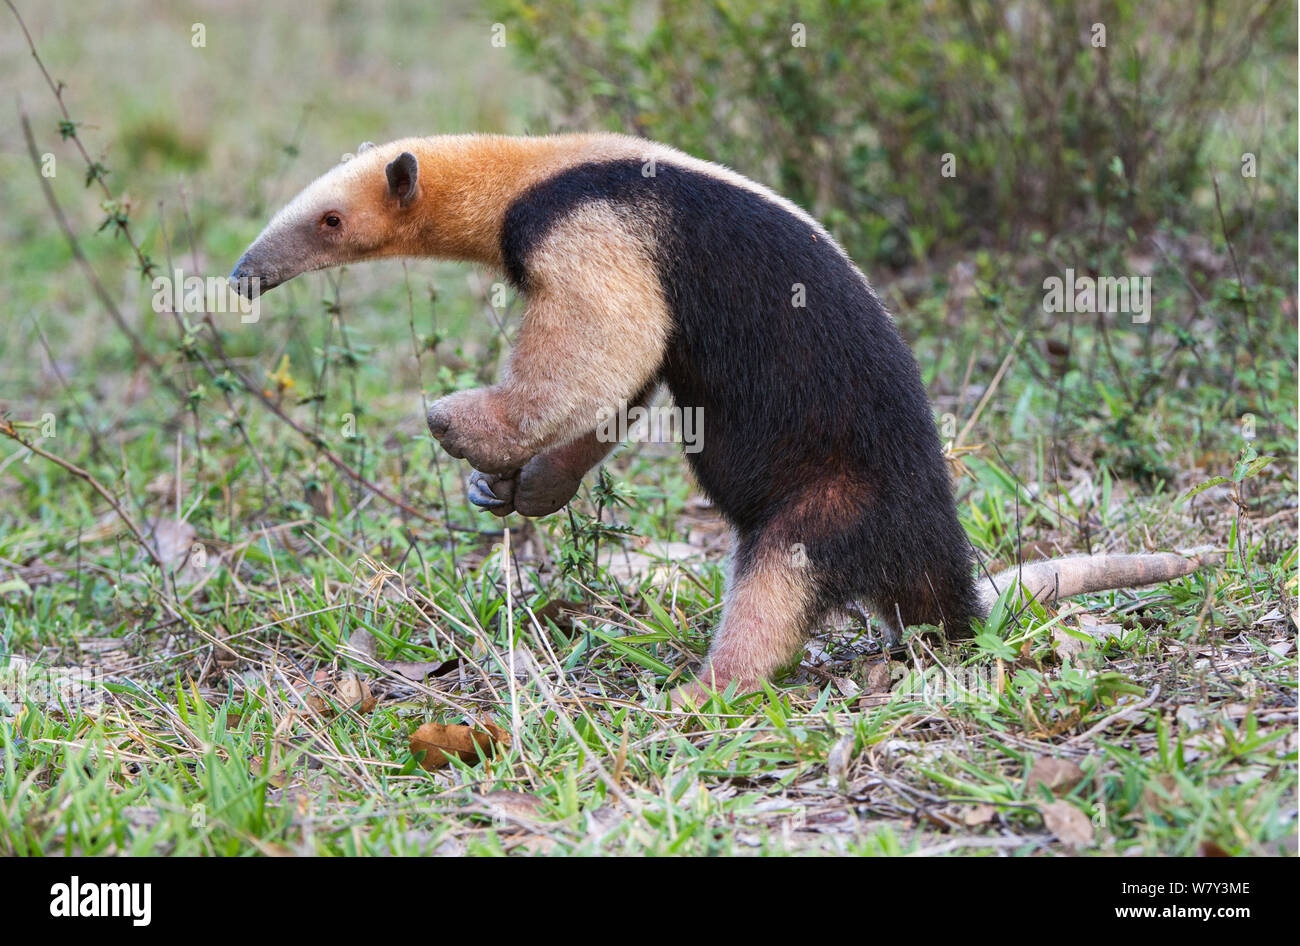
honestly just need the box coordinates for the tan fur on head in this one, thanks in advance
[232,131,852,295]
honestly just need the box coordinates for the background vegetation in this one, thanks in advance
[0,0,1294,855]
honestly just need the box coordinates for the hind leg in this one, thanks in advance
[675,530,818,702]
[869,558,981,644]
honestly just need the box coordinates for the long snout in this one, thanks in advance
[228,251,281,299]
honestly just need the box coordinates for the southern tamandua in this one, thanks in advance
[231,134,1215,697]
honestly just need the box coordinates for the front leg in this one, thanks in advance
[429,206,670,480]
[427,387,534,476]
[468,382,659,517]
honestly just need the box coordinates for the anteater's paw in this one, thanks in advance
[669,680,714,709]
[467,453,583,519]
[668,670,759,709]
[467,468,516,516]
[427,389,529,475]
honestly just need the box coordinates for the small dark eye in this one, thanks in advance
[324,214,341,228]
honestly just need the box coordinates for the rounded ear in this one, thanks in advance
[385,151,419,207]
[356,141,376,154]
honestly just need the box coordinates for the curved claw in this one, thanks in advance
[467,476,506,508]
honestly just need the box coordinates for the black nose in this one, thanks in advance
[229,255,269,298]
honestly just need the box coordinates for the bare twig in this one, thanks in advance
[0,418,164,572]
[955,329,1024,448]
[1067,684,1162,745]
[17,107,180,397]
[7,0,156,267]
[10,2,432,527]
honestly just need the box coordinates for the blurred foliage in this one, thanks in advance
[491,0,1297,480]
[491,0,1293,266]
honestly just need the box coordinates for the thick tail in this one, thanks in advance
[975,545,1220,616]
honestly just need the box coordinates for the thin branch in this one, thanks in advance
[0,418,164,572]
[17,107,181,397]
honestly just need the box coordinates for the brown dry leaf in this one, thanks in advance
[535,598,584,633]
[342,628,378,661]
[410,721,510,770]
[1052,626,1086,663]
[1136,773,1181,817]
[1026,757,1086,796]
[832,676,860,698]
[249,757,288,789]
[1199,840,1230,857]
[1012,638,1036,671]
[864,661,892,694]
[382,657,461,681]
[145,517,209,585]
[511,834,558,854]
[148,517,197,570]
[477,790,547,824]
[1077,613,1123,641]
[304,481,333,518]
[1042,800,1094,847]
[963,803,997,826]
[826,734,854,791]
[300,670,375,715]
[335,671,376,714]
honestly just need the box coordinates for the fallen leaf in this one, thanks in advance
[304,481,332,518]
[1026,757,1086,796]
[963,803,996,826]
[249,756,288,789]
[1264,638,1293,657]
[343,629,378,661]
[832,676,861,698]
[1052,626,1086,662]
[1077,613,1123,641]
[1042,800,1094,847]
[147,517,196,569]
[381,657,461,682]
[145,517,207,583]
[335,671,375,713]
[864,661,892,694]
[300,670,375,715]
[410,721,510,770]
[535,599,584,633]
[476,790,547,823]
[1199,841,1230,857]
[510,834,558,854]
[826,734,854,791]
[1176,704,1205,731]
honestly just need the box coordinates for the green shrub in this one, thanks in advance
[492,0,1293,267]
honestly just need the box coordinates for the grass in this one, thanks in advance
[0,1,1295,856]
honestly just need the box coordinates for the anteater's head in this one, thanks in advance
[230,141,422,298]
